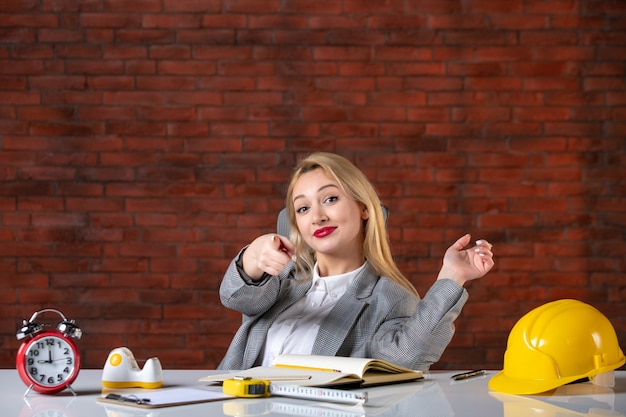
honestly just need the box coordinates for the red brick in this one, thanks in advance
[404,77,463,91]
[313,46,370,61]
[345,0,403,13]
[30,121,104,136]
[0,28,36,43]
[116,29,176,44]
[80,13,140,28]
[249,15,308,30]
[520,31,579,46]
[525,77,581,91]
[103,45,148,59]
[65,61,124,76]
[545,122,603,136]
[468,0,523,13]
[405,0,462,14]
[161,0,219,12]
[257,76,318,91]
[0,77,25,91]
[98,0,160,12]
[158,60,216,75]
[514,107,571,121]
[224,0,280,13]
[317,77,375,91]
[250,106,298,121]
[0,0,38,11]
[125,60,155,75]
[475,47,534,61]
[375,46,432,61]
[282,0,341,16]
[408,108,449,122]
[307,16,366,29]
[37,28,84,43]
[147,45,190,60]
[18,106,75,121]
[89,76,134,91]
[453,107,511,122]
[85,29,114,43]
[143,14,203,29]
[426,122,483,137]
[76,109,132,124]
[13,45,54,60]
[369,14,427,30]
[429,15,486,30]
[211,121,268,137]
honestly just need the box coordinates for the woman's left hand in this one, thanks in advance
[437,234,494,286]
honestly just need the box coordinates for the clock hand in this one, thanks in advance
[37,351,54,364]
[37,357,68,364]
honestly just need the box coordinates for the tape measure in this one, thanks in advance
[222,377,368,404]
[223,377,270,397]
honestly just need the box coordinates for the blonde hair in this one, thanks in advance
[285,152,418,296]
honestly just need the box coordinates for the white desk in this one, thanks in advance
[1,369,624,417]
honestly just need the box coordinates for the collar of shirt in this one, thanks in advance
[309,261,367,298]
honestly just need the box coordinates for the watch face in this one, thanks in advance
[17,332,80,393]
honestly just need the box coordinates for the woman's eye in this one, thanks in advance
[296,206,309,214]
[323,196,339,205]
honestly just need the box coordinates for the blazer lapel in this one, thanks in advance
[311,264,378,356]
[241,277,312,368]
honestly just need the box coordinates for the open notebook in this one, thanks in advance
[200,354,423,387]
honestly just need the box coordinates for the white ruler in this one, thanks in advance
[269,384,368,405]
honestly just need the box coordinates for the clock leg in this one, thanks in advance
[23,384,34,397]
[66,383,77,396]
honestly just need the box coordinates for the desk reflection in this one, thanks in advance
[20,395,80,417]
[227,380,453,417]
[95,380,452,417]
[491,382,625,417]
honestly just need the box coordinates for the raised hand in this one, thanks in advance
[242,234,296,280]
[437,234,495,286]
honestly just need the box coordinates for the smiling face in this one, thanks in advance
[291,168,369,275]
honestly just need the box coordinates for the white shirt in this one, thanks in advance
[261,262,365,366]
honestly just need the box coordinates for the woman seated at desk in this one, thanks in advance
[218,152,495,371]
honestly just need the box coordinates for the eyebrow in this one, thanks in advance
[292,184,340,203]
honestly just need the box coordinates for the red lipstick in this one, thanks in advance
[314,227,336,238]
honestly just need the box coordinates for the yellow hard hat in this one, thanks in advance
[489,299,625,395]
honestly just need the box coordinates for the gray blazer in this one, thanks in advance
[218,250,468,371]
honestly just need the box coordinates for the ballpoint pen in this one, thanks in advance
[450,369,486,381]
[105,393,152,405]
[273,364,342,373]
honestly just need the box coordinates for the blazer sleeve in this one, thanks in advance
[219,248,292,317]
[369,278,468,370]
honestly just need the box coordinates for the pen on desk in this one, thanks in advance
[274,364,342,373]
[450,369,486,381]
[105,393,151,405]
[237,375,313,381]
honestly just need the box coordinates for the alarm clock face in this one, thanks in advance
[16,331,80,394]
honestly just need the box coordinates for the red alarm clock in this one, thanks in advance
[16,308,82,395]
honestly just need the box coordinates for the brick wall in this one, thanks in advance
[1,0,624,371]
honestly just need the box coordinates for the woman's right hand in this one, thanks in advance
[242,234,296,281]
